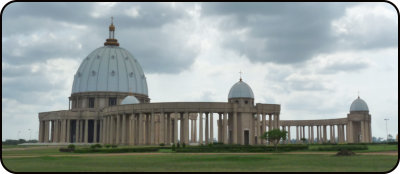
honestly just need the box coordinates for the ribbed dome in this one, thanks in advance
[71,46,148,95]
[350,96,369,112]
[121,95,140,105]
[228,80,254,99]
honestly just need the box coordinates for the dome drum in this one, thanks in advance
[69,91,149,110]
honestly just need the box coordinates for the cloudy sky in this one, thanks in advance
[2,2,398,141]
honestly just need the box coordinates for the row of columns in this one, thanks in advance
[279,124,347,144]
[38,119,101,143]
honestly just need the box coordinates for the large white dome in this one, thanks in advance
[228,80,254,99]
[350,96,369,112]
[71,45,148,95]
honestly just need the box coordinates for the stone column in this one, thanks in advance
[93,120,98,143]
[194,119,197,142]
[59,120,64,143]
[38,120,43,142]
[66,120,70,143]
[296,126,299,143]
[149,112,154,145]
[268,114,272,131]
[43,121,48,142]
[205,113,209,144]
[106,117,110,144]
[323,125,327,143]
[256,113,261,144]
[210,113,214,144]
[199,113,203,144]
[158,112,163,144]
[53,120,58,142]
[276,113,280,129]
[185,113,189,144]
[84,119,89,143]
[97,117,104,143]
[348,121,353,143]
[223,113,228,144]
[287,126,291,144]
[138,113,143,145]
[75,120,79,143]
[360,121,365,143]
[218,114,222,143]
[368,121,372,143]
[262,113,266,143]
[311,126,314,144]
[316,125,320,144]
[174,113,178,144]
[190,119,194,143]
[120,115,125,144]
[115,115,120,144]
[167,113,171,144]
[233,112,238,144]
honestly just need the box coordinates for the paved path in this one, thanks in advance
[2,151,397,158]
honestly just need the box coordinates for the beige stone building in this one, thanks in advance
[38,21,372,145]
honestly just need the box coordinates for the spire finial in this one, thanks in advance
[239,70,243,81]
[104,17,119,46]
[358,90,360,98]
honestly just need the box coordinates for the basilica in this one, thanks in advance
[37,21,372,145]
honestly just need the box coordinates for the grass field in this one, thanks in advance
[3,153,397,172]
[2,144,398,172]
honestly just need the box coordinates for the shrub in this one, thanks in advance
[315,145,367,151]
[159,143,165,146]
[74,147,160,153]
[67,144,76,150]
[59,147,74,152]
[172,144,176,151]
[90,144,102,149]
[111,144,118,148]
[336,149,356,156]
[175,144,308,153]
[177,142,180,148]
[105,144,111,148]
[182,143,186,148]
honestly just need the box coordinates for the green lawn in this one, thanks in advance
[308,144,398,152]
[3,153,397,172]
[2,144,398,172]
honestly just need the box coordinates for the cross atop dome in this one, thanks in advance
[104,16,120,46]
[239,70,243,81]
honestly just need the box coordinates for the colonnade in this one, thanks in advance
[38,119,101,143]
[278,124,347,144]
[39,112,359,145]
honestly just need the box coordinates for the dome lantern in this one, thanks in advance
[104,16,119,46]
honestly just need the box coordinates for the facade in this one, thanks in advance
[37,21,372,145]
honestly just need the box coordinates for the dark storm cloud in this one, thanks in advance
[201,2,396,64]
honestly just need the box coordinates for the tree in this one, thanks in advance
[261,129,287,151]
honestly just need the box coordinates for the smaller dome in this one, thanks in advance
[350,96,369,112]
[121,96,139,105]
[228,80,254,99]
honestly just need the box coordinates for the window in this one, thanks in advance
[109,97,117,106]
[235,100,239,104]
[245,100,248,104]
[88,98,95,108]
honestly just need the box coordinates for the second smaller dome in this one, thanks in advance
[350,96,369,112]
[121,96,140,105]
